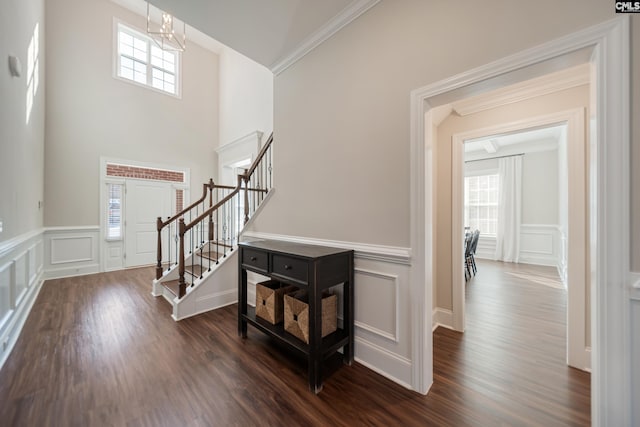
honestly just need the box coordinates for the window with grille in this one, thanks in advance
[464,174,499,236]
[115,23,179,96]
[106,184,123,240]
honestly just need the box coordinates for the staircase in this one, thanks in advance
[152,133,273,320]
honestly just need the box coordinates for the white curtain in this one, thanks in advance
[495,156,522,262]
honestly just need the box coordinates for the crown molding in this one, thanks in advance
[451,63,590,116]
[270,0,381,75]
[215,131,264,154]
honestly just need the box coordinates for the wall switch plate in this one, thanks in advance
[0,220,3,233]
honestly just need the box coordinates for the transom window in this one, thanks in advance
[115,23,179,96]
[464,173,499,236]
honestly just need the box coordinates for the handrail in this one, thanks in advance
[183,132,273,232]
[159,179,213,228]
[246,132,273,178]
[183,174,243,233]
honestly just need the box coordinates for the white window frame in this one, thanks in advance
[26,22,40,124]
[105,180,125,241]
[112,19,182,98]
[464,171,499,237]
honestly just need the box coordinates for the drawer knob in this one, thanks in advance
[284,264,292,270]
[250,256,257,261]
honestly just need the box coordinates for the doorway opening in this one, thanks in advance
[408,17,630,424]
[456,121,590,372]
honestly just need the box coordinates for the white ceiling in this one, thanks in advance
[464,125,565,159]
[143,0,379,72]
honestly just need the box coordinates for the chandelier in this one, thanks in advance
[146,1,186,51]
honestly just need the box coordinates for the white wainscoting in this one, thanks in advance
[474,224,563,270]
[44,227,100,279]
[0,229,45,371]
[241,231,413,388]
[519,224,560,267]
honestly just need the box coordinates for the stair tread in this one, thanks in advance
[208,241,233,249]
[162,280,180,297]
[185,264,206,276]
[198,251,221,261]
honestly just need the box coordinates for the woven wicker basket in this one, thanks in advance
[284,290,337,344]
[255,280,297,324]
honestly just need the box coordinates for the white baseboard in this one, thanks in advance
[43,264,100,280]
[354,336,412,390]
[584,347,592,372]
[432,307,454,331]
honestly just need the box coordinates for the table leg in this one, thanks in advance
[238,265,247,338]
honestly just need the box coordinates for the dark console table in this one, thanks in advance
[238,239,354,393]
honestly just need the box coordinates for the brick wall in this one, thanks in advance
[176,189,184,214]
[106,164,185,183]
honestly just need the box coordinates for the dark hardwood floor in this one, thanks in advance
[0,261,589,426]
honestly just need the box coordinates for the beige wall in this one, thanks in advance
[0,0,45,242]
[522,150,559,225]
[218,48,273,147]
[249,0,616,249]
[44,0,219,227]
[435,85,590,310]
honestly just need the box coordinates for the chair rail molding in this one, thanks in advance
[411,17,631,426]
[241,231,411,265]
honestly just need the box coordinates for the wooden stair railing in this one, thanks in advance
[156,133,274,298]
[156,178,214,280]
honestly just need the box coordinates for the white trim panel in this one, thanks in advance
[519,224,561,267]
[354,268,399,343]
[0,230,45,372]
[44,227,100,279]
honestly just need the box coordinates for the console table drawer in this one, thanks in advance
[272,254,308,284]
[242,248,268,273]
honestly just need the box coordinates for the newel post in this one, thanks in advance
[178,218,186,298]
[208,179,215,242]
[156,217,163,280]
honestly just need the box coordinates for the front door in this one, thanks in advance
[125,179,172,267]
